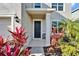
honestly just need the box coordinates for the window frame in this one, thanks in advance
[58,3,63,11]
[52,20,61,32]
[34,3,41,8]
[51,3,64,11]
[51,3,57,11]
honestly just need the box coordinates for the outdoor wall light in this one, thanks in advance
[14,15,20,23]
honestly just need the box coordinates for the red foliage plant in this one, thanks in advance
[8,26,28,45]
[47,27,64,54]
[0,36,4,48]
[0,26,31,56]
[50,27,64,47]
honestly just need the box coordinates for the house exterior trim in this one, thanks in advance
[72,9,79,13]
[33,19,43,39]
[0,14,15,32]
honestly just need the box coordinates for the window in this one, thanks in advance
[52,21,57,27]
[52,3,63,11]
[34,3,41,8]
[58,3,63,11]
[52,3,57,10]
[52,20,62,32]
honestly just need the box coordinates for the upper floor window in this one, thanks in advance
[52,3,64,11]
[58,3,63,11]
[34,3,41,8]
[52,3,57,10]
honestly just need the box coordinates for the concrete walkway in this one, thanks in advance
[30,47,44,56]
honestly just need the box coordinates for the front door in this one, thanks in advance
[34,21,41,38]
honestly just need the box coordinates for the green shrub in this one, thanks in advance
[59,19,79,56]
[61,44,76,56]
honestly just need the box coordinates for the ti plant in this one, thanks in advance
[46,26,64,56]
[8,26,27,45]
[0,26,31,56]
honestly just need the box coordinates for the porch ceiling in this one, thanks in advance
[29,13,46,19]
[26,8,55,19]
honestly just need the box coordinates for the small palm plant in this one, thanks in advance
[60,19,79,56]
[62,19,79,43]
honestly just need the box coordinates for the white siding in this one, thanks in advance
[0,3,21,19]
[0,17,11,39]
[21,4,33,45]
[46,13,51,46]
[72,10,79,20]
[42,19,46,34]
[51,3,71,20]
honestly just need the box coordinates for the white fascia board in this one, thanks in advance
[0,14,15,17]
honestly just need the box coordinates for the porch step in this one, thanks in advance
[30,47,44,56]
[27,39,46,47]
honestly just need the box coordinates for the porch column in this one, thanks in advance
[46,13,51,46]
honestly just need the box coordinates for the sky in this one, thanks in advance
[71,3,79,11]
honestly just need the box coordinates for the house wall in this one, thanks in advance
[24,3,72,29]
[0,3,21,19]
[0,3,72,29]
[24,3,51,8]
[0,3,22,39]
[0,3,22,32]
[21,4,33,45]
[51,3,71,21]
[42,19,46,34]
[0,3,72,47]
[23,3,72,46]
[46,13,51,46]
[25,3,71,20]
[0,17,11,39]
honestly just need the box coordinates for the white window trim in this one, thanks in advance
[51,3,57,10]
[57,3,65,11]
[63,3,65,12]
[52,20,61,32]
[51,3,65,11]
[33,19,42,39]
[0,14,15,32]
